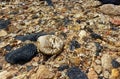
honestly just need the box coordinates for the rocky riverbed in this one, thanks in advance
[0,0,120,79]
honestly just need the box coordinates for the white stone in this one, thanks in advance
[37,35,64,55]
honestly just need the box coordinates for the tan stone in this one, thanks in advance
[87,68,98,79]
[0,30,7,37]
[110,69,120,78]
[0,71,16,79]
[30,65,54,79]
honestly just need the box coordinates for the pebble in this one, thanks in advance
[94,65,102,74]
[66,67,88,79]
[5,43,38,64]
[90,32,102,40]
[4,45,12,51]
[58,64,69,71]
[101,54,112,70]
[26,65,33,72]
[103,70,110,78]
[94,42,103,56]
[0,19,11,29]
[69,39,81,51]
[78,30,87,40]
[37,35,64,55]
[110,69,120,78]
[95,59,101,65]
[100,4,120,15]
[0,30,7,37]
[111,59,120,68]
[87,68,98,79]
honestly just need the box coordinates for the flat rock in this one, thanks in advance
[100,4,120,15]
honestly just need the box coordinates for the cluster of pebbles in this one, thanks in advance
[0,0,120,79]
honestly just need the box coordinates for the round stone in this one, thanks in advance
[37,35,64,55]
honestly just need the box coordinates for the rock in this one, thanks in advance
[5,43,38,64]
[37,35,64,55]
[46,0,54,6]
[87,68,98,79]
[15,31,47,42]
[0,30,7,37]
[94,42,103,56]
[69,39,81,51]
[31,65,54,79]
[100,4,120,15]
[110,69,120,79]
[101,54,112,70]
[111,59,120,68]
[94,65,102,74]
[66,67,88,79]
[78,30,87,40]
[4,45,12,51]
[99,0,120,5]
[110,17,120,25]
[95,59,101,65]
[69,57,81,66]
[0,71,15,79]
[103,70,110,78]
[0,19,11,29]
[90,32,102,40]
[58,64,69,71]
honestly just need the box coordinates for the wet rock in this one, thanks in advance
[37,35,64,55]
[5,43,37,64]
[66,67,88,79]
[69,40,81,51]
[100,4,120,15]
[58,64,69,71]
[99,0,120,5]
[15,31,47,42]
[0,19,11,29]
[0,30,7,37]
[111,59,120,68]
[101,54,112,70]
